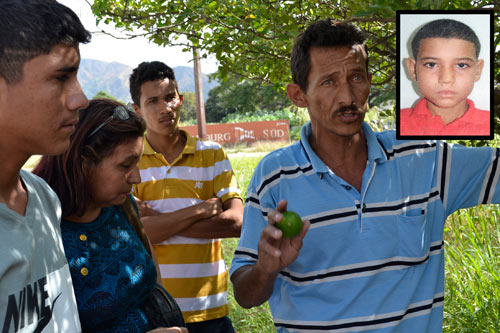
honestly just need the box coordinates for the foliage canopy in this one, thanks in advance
[179,91,197,123]
[92,90,117,100]
[91,0,498,125]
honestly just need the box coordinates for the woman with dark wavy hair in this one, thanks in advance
[33,99,186,333]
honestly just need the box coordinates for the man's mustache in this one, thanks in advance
[334,103,364,115]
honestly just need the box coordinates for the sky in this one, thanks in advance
[59,0,218,73]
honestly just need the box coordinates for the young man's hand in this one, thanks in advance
[134,196,160,217]
[198,197,223,219]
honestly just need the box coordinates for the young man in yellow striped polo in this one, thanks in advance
[129,61,243,333]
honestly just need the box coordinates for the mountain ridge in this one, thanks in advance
[78,59,218,102]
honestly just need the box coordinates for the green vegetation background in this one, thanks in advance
[91,0,499,135]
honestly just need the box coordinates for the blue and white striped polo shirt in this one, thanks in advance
[230,121,500,332]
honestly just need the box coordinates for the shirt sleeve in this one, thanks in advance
[440,142,500,216]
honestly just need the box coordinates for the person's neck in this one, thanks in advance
[0,148,31,215]
[146,128,186,164]
[66,205,101,224]
[309,129,368,191]
[427,99,469,125]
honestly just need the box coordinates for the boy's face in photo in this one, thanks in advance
[405,37,484,114]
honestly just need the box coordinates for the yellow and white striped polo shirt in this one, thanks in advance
[133,130,242,323]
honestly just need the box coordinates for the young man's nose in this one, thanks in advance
[67,80,89,112]
[158,99,177,114]
[438,66,456,84]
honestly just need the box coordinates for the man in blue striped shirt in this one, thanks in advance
[230,19,499,332]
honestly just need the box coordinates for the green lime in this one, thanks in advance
[276,211,303,238]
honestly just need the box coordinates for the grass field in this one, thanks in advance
[225,153,500,332]
[224,154,275,332]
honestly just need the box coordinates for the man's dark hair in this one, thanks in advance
[0,0,91,84]
[129,61,179,106]
[291,19,368,92]
[411,19,481,59]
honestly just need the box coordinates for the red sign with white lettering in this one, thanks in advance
[181,120,289,144]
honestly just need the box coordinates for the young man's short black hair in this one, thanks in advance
[411,19,481,59]
[129,61,179,106]
[290,19,368,92]
[0,0,91,84]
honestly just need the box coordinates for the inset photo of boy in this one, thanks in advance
[397,11,494,139]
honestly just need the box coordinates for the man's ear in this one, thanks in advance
[405,58,417,81]
[178,94,184,105]
[132,103,142,117]
[474,59,484,82]
[286,83,308,108]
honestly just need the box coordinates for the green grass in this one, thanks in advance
[225,140,290,154]
[223,237,275,332]
[229,155,264,200]
[224,153,500,332]
[443,206,499,332]
[225,154,275,332]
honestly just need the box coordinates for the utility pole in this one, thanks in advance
[193,47,207,139]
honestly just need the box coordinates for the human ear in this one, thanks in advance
[81,153,99,175]
[405,58,417,81]
[132,103,143,117]
[474,59,484,82]
[286,83,308,108]
[81,156,90,176]
[178,94,184,105]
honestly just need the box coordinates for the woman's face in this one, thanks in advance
[86,136,144,208]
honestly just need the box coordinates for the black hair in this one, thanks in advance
[0,0,91,84]
[129,61,179,106]
[411,19,481,59]
[33,99,146,218]
[291,19,368,92]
